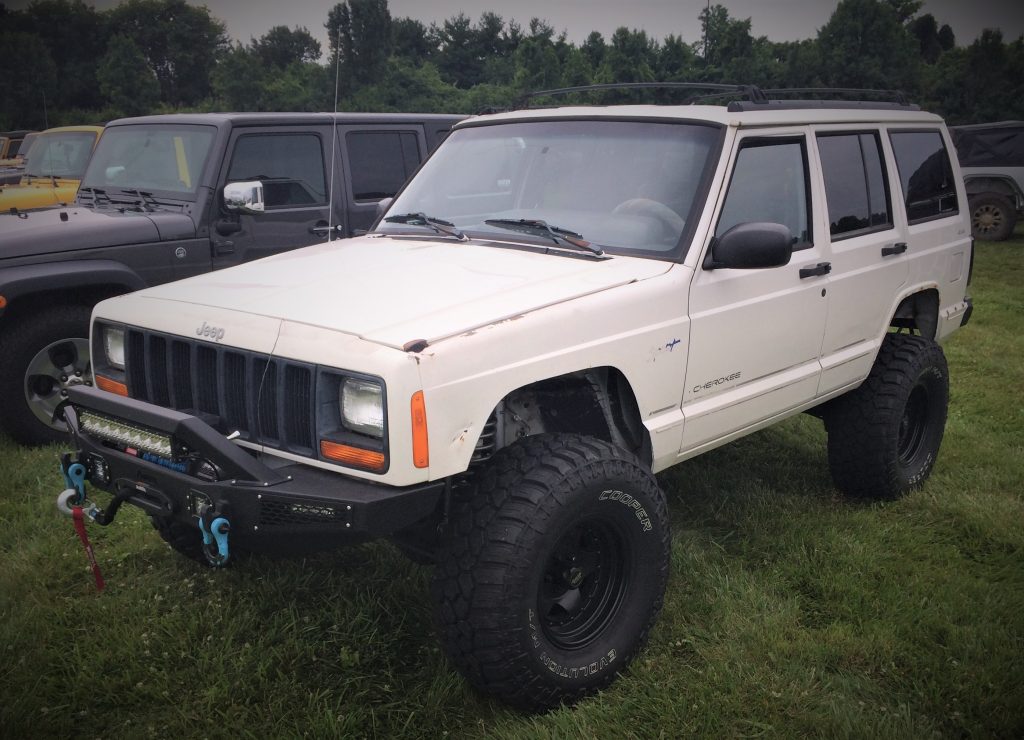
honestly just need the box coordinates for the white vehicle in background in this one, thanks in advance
[58,84,973,711]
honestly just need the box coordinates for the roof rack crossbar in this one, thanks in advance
[763,87,911,106]
[518,82,769,107]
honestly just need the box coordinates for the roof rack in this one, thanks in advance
[518,83,769,107]
[502,83,920,114]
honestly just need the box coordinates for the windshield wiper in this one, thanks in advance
[384,212,468,241]
[484,219,604,256]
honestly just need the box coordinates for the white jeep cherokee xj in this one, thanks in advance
[58,84,973,711]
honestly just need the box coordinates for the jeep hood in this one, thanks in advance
[0,206,196,260]
[136,235,672,349]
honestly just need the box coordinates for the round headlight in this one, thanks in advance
[104,327,126,370]
[341,378,383,438]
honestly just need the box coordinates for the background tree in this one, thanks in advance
[817,0,920,93]
[97,34,160,116]
[107,0,227,106]
[254,26,321,69]
[0,31,58,129]
[326,0,392,88]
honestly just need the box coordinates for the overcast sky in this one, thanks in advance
[13,0,1024,54]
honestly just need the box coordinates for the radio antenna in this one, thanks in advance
[327,26,342,242]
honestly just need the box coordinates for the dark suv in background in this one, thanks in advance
[951,120,1024,241]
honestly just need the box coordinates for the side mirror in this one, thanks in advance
[223,181,264,214]
[704,222,793,270]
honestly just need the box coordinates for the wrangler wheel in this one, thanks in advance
[0,305,92,445]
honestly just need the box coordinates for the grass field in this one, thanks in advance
[1,236,1021,738]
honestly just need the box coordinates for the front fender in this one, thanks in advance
[0,259,146,317]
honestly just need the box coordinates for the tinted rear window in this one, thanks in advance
[889,131,959,223]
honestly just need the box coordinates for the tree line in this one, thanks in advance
[1,0,1022,130]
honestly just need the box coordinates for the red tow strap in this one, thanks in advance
[72,506,105,592]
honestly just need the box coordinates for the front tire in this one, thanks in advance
[826,334,949,499]
[431,434,670,711]
[0,305,92,445]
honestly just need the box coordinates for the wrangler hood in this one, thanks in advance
[0,206,196,260]
[135,235,672,350]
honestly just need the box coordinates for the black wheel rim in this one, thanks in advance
[539,518,628,651]
[898,383,929,464]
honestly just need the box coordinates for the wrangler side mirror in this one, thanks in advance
[223,181,264,214]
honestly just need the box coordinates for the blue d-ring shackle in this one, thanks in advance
[199,516,231,567]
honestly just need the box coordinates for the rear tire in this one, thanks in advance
[0,305,92,445]
[969,193,1016,241]
[826,334,949,499]
[431,434,670,711]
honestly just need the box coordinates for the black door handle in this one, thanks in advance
[213,240,234,255]
[881,242,908,257]
[799,262,831,279]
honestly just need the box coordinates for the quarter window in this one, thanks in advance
[716,138,811,248]
[817,132,893,238]
[346,131,421,201]
[227,134,327,209]
[889,130,959,223]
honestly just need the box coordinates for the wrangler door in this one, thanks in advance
[212,125,334,267]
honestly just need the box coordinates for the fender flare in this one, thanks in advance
[0,259,146,316]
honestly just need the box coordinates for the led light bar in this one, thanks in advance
[79,410,174,458]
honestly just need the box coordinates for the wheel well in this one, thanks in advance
[890,289,939,340]
[477,368,651,467]
[964,177,1022,203]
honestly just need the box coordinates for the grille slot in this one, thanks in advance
[258,498,351,528]
[123,328,315,455]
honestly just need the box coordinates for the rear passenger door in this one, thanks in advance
[212,125,333,267]
[338,125,426,235]
[813,128,909,395]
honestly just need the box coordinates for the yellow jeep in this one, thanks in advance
[0,126,103,211]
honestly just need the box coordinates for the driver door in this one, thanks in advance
[682,130,829,452]
[212,125,335,267]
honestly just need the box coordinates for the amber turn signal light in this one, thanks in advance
[319,440,386,472]
[95,375,129,397]
[411,390,429,468]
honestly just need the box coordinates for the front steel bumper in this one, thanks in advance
[62,386,444,543]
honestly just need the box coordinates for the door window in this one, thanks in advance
[716,138,811,248]
[227,134,327,209]
[346,131,421,201]
[817,132,893,238]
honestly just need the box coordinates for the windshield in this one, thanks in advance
[378,120,721,255]
[80,124,216,198]
[23,131,97,178]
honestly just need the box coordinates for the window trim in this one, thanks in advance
[816,129,895,242]
[887,127,960,227]
[225,131,329,210]
[715,134,814,251]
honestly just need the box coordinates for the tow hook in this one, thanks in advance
[198,506,231,567]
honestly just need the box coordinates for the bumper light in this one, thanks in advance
[79,410,174,458]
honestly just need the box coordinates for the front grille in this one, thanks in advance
[124,328,315,456]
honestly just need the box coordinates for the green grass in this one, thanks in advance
[2,235,1022,738]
